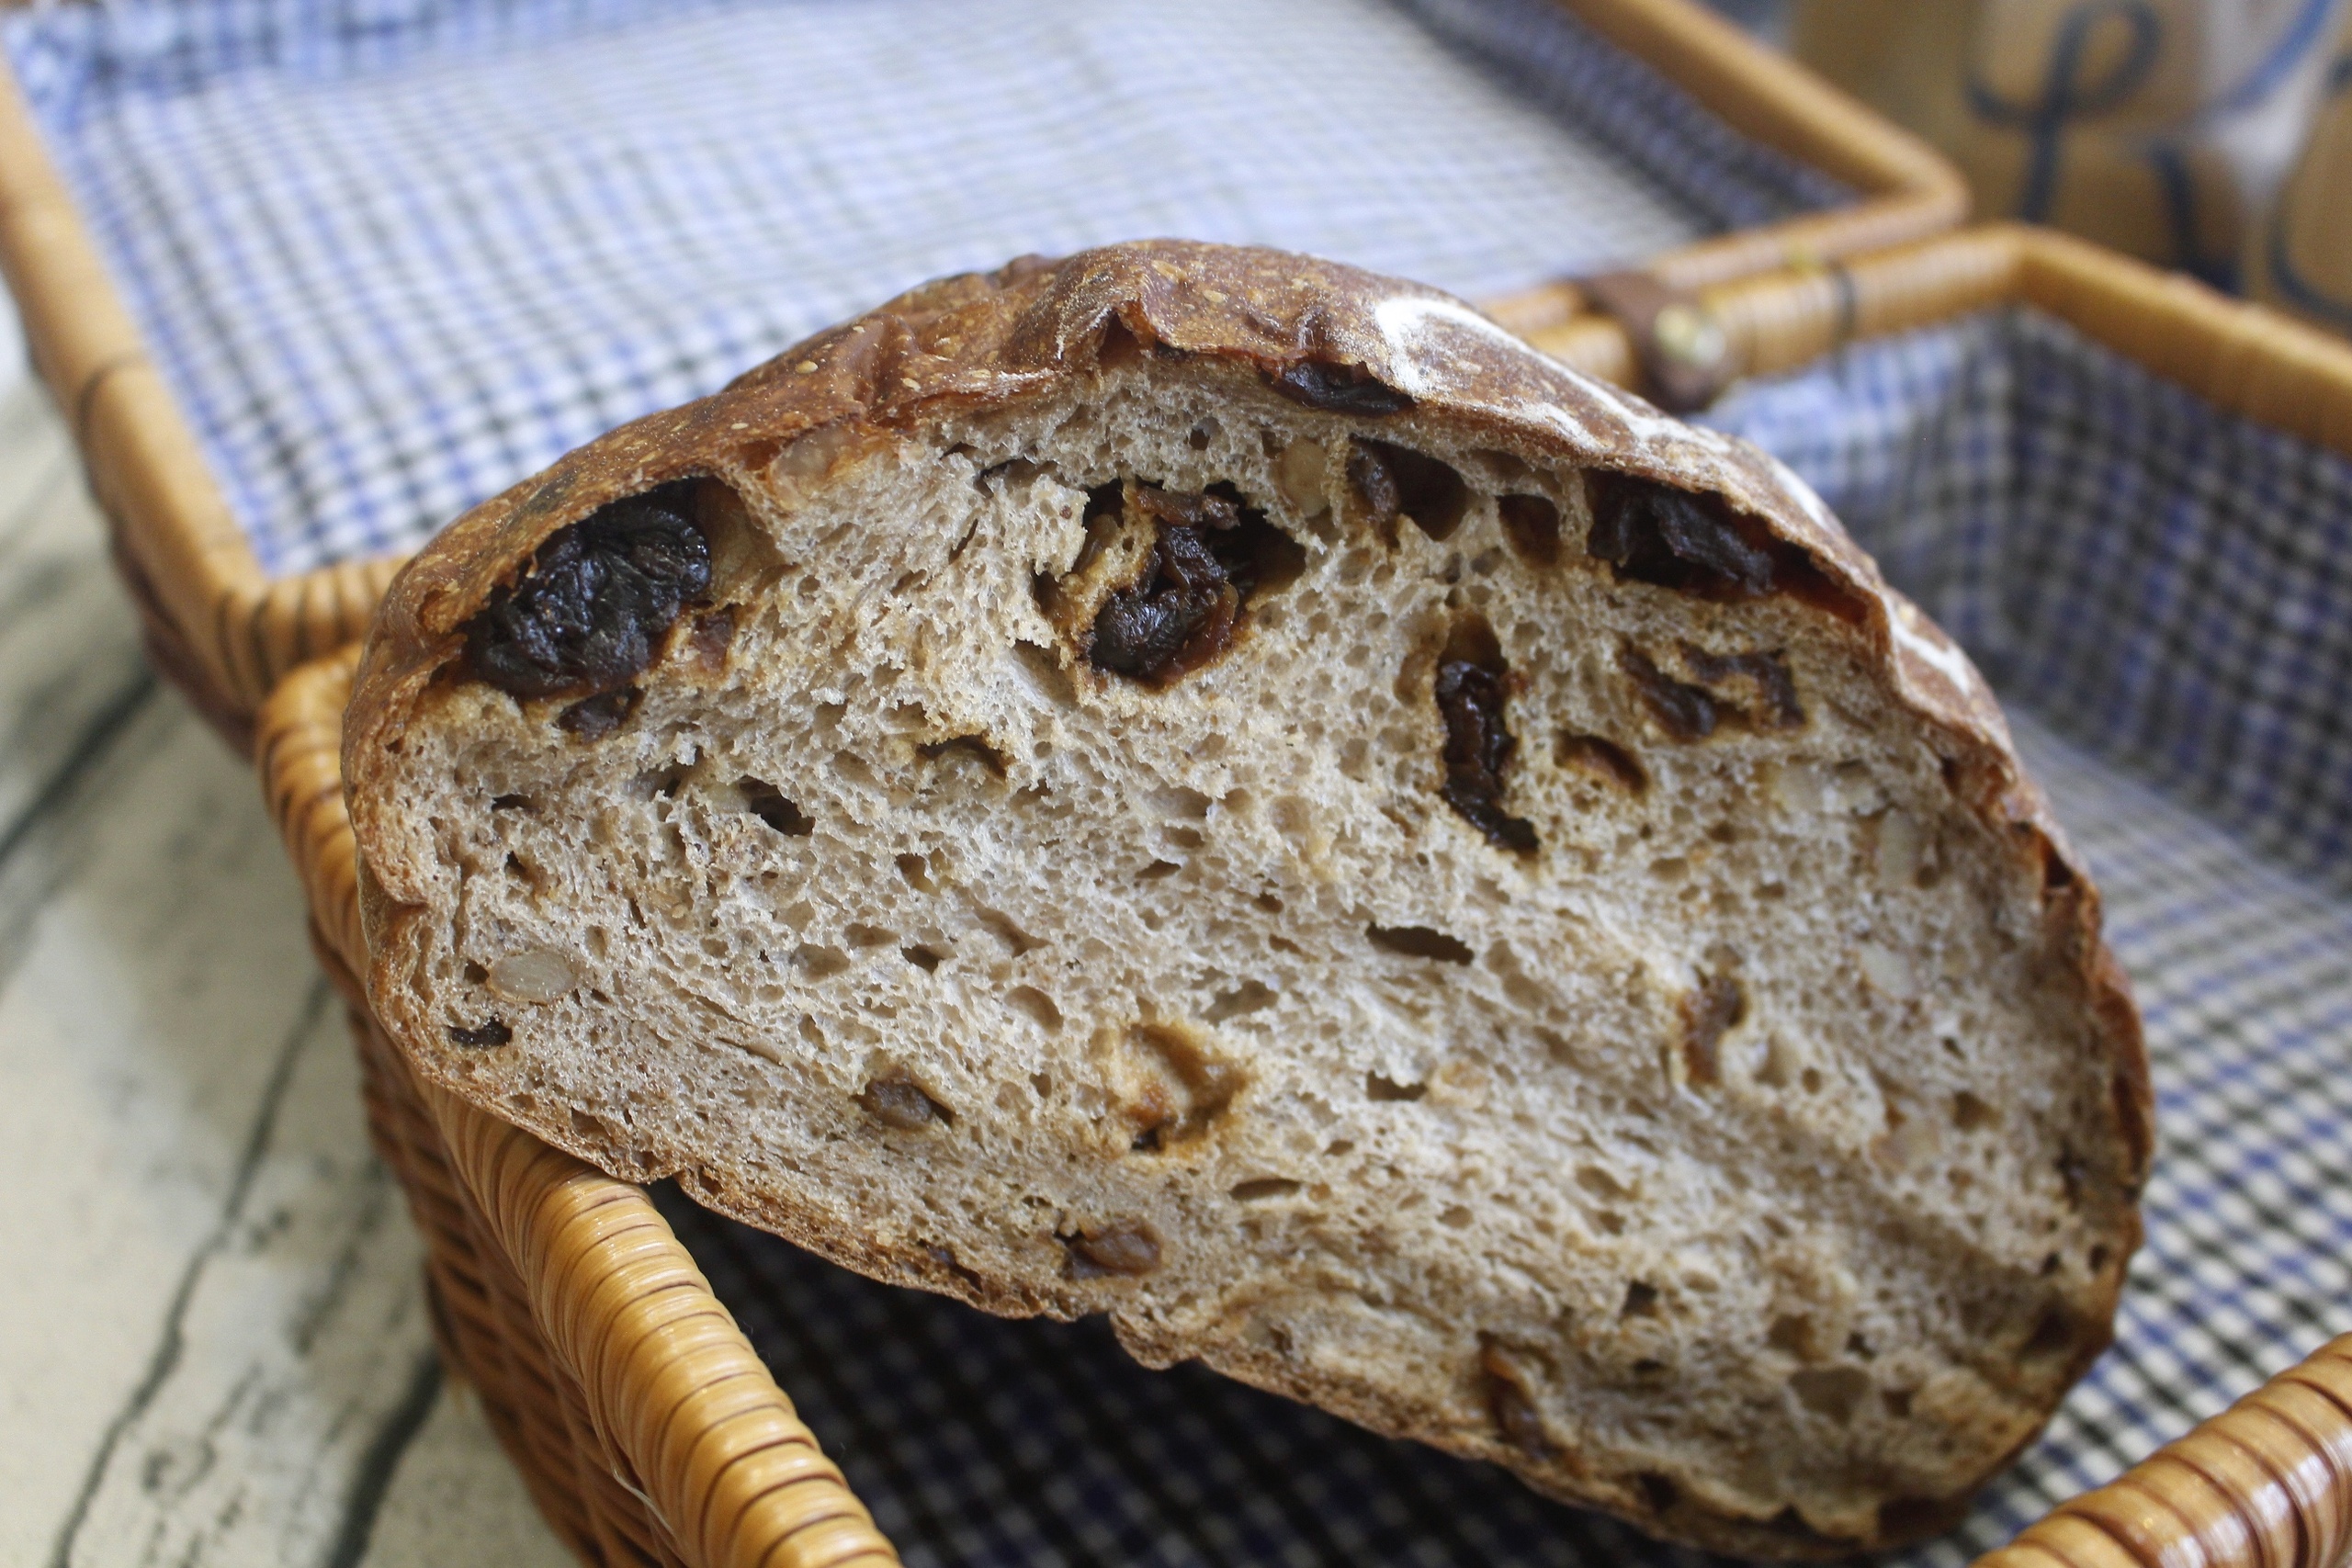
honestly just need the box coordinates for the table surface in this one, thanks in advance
[0,296,573,1568]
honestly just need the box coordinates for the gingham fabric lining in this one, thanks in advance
[658,311,2352,1564]
[2,0,1845,580]
[1703,308,2352,896]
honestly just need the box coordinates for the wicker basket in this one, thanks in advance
[1522,222,2352,451]
[0,0,1962,750]
[249,221,2352,1568]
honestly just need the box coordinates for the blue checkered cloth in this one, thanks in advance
[1707,309,2352,897]
[651,310,2352,1565]
[2,0,1844,579]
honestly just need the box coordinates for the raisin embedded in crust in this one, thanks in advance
[1351,439,1470,541]
[1622,648,1718,741]
[1685,646,1805,729]
[466,479,710,700]
[1266,359,1415,415]
[1498,493,1562,565]
[1432,619,1539,853]
[1588,471,1870,622]
[1623,645,1804,739]
[1588,473,1774,598]
[557,686,641,739]
[1088,481,1299,684]
[1556,733,1647,794]
[1679,972,1746,1085]
[1062,1224,1162,1278]
[1347,441,1403,531]
[1480,1341,1555,1458]
[1091,521,1239,682]
[858,1071,953,1131]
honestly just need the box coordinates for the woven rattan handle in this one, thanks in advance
[257,651,900,1568]
[420,1078,899,1568]
[1522,227,2352,468]
[1975,1336,2352,1568]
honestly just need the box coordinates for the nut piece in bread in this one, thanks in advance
[346,242,2150,1558]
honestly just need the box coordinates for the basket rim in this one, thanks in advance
[0,0,1964,735]
[1525,222,2352,457]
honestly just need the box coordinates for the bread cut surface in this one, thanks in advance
[347,242,2150,1558]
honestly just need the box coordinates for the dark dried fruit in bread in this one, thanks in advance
[466,479,709,699]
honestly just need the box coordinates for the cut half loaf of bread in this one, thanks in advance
[347,242,2150,1558]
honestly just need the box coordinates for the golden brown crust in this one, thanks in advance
[345,241,2151,1558]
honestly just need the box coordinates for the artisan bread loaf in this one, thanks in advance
[346,242,2150,1558]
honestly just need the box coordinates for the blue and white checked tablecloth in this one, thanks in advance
[653,310,2352,1566]
[3,0,1844,578]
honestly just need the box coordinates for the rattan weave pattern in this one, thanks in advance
[1982,1337,2352,1568]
